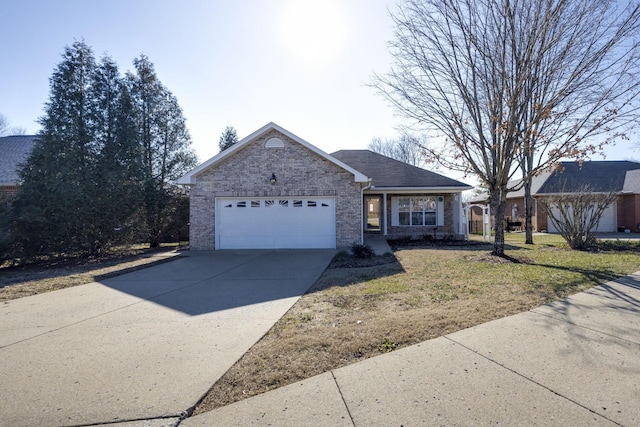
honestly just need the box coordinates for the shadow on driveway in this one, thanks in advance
[0,249,336,427]
[100,249,337,316]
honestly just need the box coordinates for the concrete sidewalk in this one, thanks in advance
[0,250,335,427]
[184,272,640,426]
[364,234,393,255]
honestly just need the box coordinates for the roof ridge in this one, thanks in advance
[0,134,38,139]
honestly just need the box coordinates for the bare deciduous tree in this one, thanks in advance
[0,113,26,136]
[0,114,8,136]
[368,134,426,167]
[515,1,640,245]
[372,0,640,256]
[540,187,617,250]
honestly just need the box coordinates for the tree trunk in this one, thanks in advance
[524,178,534,244]
[491,187,507,256]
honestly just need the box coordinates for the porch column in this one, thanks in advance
[458,193,464,235]
[383,193,388,236]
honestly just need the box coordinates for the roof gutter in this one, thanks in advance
[365,186,473,194]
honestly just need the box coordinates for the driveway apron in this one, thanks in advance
[0,249,335,427]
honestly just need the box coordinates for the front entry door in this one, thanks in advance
[364,196,382,233]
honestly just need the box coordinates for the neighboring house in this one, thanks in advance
[0,135,37,198]
[177,122,472,250]
[470,161,640,233]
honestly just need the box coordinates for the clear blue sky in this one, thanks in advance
[0,0,635,166]
[0,0,402,162]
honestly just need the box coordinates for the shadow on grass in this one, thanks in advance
[532,262,638,302]
[0,248,179,289]
[387,241,525,253]
[306,252,405,294]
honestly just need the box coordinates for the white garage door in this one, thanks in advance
[547,202,617,233]
[216,197,336,249]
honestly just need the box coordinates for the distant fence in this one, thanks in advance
[468,220,484,234]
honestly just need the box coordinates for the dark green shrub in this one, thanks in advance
[351,243,375,259]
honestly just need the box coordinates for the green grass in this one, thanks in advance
[362,276,410,295]
[459,233,640,301]
[326,233,640,304]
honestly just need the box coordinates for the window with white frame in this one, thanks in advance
[392,196,444,227]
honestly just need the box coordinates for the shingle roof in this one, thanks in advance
[537,161,640,194]
[331,150,471,189]
[0,135,37,185]
[505,171,552,198]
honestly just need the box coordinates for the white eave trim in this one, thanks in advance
[176,122,369,185]
[534,191,621,197]
[365,186,473,194]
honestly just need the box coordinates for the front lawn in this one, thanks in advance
[194,233,640,413]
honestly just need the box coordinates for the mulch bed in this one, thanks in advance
[465,253,535,264]
[329,253,398,269]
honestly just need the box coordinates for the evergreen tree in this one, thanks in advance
[8,44,197,257]
[91,56,143,245]
[13,41,101,255]
[218,126,238,152]
[128,55,198,247]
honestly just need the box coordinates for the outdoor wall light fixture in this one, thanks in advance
[270,173,277,185]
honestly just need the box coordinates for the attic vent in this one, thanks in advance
[265,137,284,148]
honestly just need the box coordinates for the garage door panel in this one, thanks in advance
[547,202,616,233]
[216,197,336,249]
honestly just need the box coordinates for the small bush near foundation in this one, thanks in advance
[351,243,375,259]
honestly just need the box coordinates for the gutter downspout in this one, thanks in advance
[361,179,372,244]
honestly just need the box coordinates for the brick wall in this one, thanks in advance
[0,186,20,198]
[617,194,640,232]
[189,129,363,250]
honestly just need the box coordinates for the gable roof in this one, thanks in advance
[0,135,37,186]
[471,160,640,203]
[176,122,369,185]
[537,161,640,194]
[331,150,472,191]
[622,169,640,193]
[497,171,552,200]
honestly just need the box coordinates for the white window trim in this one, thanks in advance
[391,196,444,227]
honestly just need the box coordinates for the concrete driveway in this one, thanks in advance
[0,249,335,427]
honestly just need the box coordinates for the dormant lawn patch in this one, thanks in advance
[0,247,179,301]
